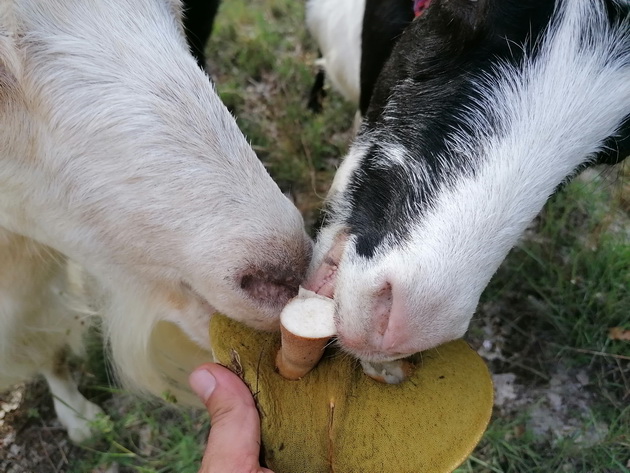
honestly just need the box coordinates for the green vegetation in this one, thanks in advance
[457,173,630,472]
[69,395,206,473]
[206,0,356,230]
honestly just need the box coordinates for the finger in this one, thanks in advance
[189,363,273,473]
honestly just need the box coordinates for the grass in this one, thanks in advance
[68,394,207,473]
[459,169,630,472]
[4,0,628,471]
[206,0,356,230]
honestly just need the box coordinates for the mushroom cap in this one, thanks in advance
[210,313,493,473]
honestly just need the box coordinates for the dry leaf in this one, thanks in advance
[608,327,630,341]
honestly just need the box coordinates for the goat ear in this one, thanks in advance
[440,0,489,30]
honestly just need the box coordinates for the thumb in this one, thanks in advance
[189,363,273,473]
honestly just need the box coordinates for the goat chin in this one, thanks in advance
[65,260,213,407]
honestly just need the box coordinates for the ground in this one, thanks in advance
[1,1,628,472]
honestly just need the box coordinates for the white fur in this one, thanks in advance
[314,0,630,360]
[325,143,367,204]
[0,0,310,440]
[306,0,365,104]
[42,368,105,443]
[0,230,103,442]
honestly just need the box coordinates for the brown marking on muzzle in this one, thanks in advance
[240,267,302,306]
[239,234,313,308]
[166,286,188,310]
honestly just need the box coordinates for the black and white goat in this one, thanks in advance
[306,0,629,366]
[0,0,310,442]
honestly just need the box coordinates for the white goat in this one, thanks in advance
[0,0,311,442]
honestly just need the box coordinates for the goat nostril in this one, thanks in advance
[240,272,300,307]
[374,282,393,336]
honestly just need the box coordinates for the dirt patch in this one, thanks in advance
[0,380,83,473]
[468,292,625,451]
[491,369,609,446]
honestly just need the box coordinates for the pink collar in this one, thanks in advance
[414,0,431,17]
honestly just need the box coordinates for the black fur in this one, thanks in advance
[597,0,630,165]
[308,63,327,113]
[360,0,415,115]
[182,0,221,70]
[348,0,556,257]
[345,0,629,258]
[599,116,630,165]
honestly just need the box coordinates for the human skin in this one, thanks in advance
[189,363,274,473]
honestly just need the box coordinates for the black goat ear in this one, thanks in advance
[440,0,489,30]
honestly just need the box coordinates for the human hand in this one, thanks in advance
[189,363,273,473]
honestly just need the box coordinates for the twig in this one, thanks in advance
[299,133,325,200]
[38,430,60,473]
[504,358,550,381]
[58,441,69,466]
[548,343,630,361]
[467,455,504,473]
[615,358,629,401]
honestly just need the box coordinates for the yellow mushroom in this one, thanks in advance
[210,311,494,473]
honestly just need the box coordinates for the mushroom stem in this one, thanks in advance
[276,329,330,380]
[276,287,336,380]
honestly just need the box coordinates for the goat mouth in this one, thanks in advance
[304,257,337,297]
[340,343,411,363]
[303,232,347,298]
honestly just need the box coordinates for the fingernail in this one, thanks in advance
[189,368,217,402]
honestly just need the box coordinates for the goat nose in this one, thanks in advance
[374,282,393,337]
[373,282,411,352]
[240,266,301,307]
[240,234,312,307]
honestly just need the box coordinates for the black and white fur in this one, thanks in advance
[306,0,630,362]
